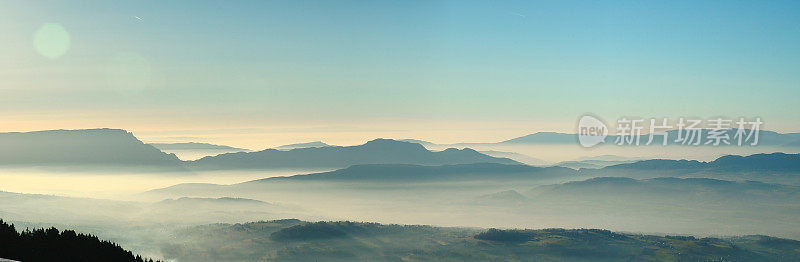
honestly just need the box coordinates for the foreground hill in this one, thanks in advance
[161,219,800,262]
[189,139,520,169]
[0,219,158,262]
[0,129,183,169]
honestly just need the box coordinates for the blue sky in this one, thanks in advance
[2,1,799,145]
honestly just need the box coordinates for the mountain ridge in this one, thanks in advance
[0,128,183,169]
[246,163,572,182]
[602,152,800,172]
[150,142,249,151]
[189,138,521,170]
[274,141,331,150]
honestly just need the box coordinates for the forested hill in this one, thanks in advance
[162,219,800,261]
[0,219,159,262]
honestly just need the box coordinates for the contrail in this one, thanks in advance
[508,11,525,18]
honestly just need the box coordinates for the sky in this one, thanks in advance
[2,0,799,148]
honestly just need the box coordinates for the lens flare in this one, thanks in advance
[33,23,71,59]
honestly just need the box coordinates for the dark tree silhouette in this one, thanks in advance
[0,219,160,262]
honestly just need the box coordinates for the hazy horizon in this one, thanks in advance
[3,1,800,261]
[3,1,800,148]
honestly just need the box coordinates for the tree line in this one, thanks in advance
[0,219,159,262]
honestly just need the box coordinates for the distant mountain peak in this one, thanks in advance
[275,141,331,150]
[710,152,800,170]
[159,197,268,205]
[151,142,248,151]
[581,176,639,184]
[478,190,528,202]
[600,152,800,172]
[500,129,800,146]
[397,139,434,145]
[191,138,520,169]
[0,128,183,169]
[501,132,577,144]
[364,138,409,144]
[360,138,426,151]
[440,147,482,155]
[246,163,557,182]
